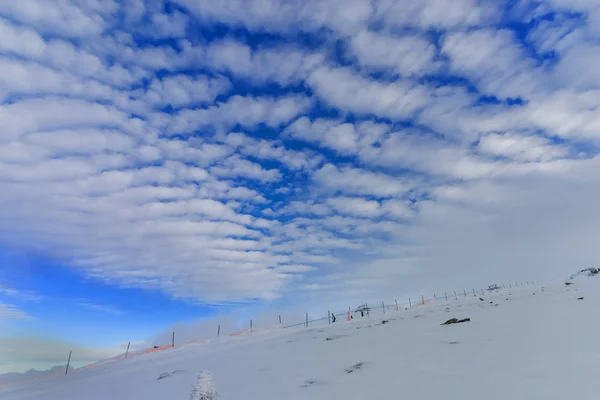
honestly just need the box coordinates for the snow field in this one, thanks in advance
[2,279,598,400]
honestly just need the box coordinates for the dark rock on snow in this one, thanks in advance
[441,318,471,325]
[345,362,364,374]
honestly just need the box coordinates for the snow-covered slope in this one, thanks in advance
[2,278,598,400]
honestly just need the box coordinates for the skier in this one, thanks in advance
[331,314,336,323]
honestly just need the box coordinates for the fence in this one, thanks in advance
[3,280,540,386]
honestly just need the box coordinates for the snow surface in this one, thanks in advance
[2,278,598,400]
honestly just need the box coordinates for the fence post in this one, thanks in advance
[250,320,253,331]
[65,350,72,375]
[409,297,412,308]
[382,301,385,314]
[395,299,398,310]
[463,289,467,297]
[472,288,475,296]
[510,283,512,288]
[366,303,369,316]
[481,289,484,296]
[306,312,308,327]
[279,315,282,325]
[454,291,458,300]
[218,325,220,337]
[445,292,448,301]
[125,341,131,359]
[172,332,175,348]
[328,311,331,324]
[421,295,424,305]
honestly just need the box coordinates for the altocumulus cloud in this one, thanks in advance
[1,0,600,309]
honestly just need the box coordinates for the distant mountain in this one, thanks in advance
[0,366,73,384]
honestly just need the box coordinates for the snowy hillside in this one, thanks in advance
[2,278,598,400]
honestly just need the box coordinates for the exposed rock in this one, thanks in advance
[578,297,584,300]
[345,362,364,374]
[441,318,471,325]
[157,370,185,380]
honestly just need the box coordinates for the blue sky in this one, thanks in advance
[2,0,600,373]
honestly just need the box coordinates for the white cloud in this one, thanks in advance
[0,304,32,320]
[373,0,500,30]
[210,155,283,183]
[286,117,361,154]
[308,66,430,119]
[77,301,123,315]
[175,0,372,35]
[0,57,116,103]
[147,10,190,38]
[0,0,110,38]
[0,97,138,143]
[313,164,409,197]
[206,39,324,85]
[442,29,547,100]
[167,94,311,134]
[0,18,138,87]
[349,30,438,76]
[216,131,322,170]
[143,75,231,108]
[477,132,568,162]
[327,197,382,218]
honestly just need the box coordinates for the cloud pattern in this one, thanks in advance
[1,0,600,306]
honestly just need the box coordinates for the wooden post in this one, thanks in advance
[250,319,253,331]
[445,292,448,301]
[409,297,412,307]
[125,341,131,359]
[463,289,467,297]
[328,310,331,324]
[454,291,458,300]
[279,315,282,325]
[421,295,424,305]
[472,288,476,296]
[382,301,385,314]
[218,325,220,337]
[434,293,437,300]
[172,332,175,348]
[305,312,309,327]
[395,299,398,310]
[65,350,72,375]
[481,289,484,296]
[366,303,369,316]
